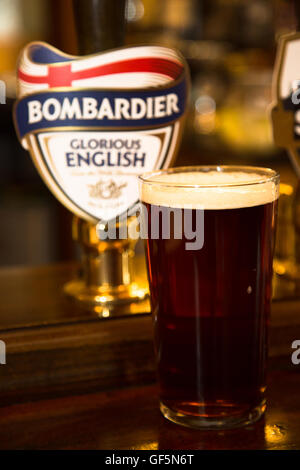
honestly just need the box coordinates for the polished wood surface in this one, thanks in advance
[0,263,300,449]
[0,260,149,329]
[0,371,299,450]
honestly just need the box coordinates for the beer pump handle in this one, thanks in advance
[14,1,187,310]
[72,0,126,55]
[270,2,300,179]
[64,0,149,310]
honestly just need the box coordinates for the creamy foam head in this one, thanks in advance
[140,170,279,209]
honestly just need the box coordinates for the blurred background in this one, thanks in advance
[0,0,297,267]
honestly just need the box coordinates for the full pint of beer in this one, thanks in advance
[139,166,279,429]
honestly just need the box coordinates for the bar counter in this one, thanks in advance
[0,262,299,450]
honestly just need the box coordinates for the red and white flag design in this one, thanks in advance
[18,42,184,98]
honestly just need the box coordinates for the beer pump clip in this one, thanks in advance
[13,42,189,315]
[271,32,300,178]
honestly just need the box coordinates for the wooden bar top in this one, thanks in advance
[0,263,300,450]
[0,372,299,450]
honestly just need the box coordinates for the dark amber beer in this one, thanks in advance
[139,166,279,429]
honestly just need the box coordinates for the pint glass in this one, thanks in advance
[139,166,279,429]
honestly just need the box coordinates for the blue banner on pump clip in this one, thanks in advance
[15,78,187,140]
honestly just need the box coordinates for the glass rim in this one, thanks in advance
[138,165,280,189]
